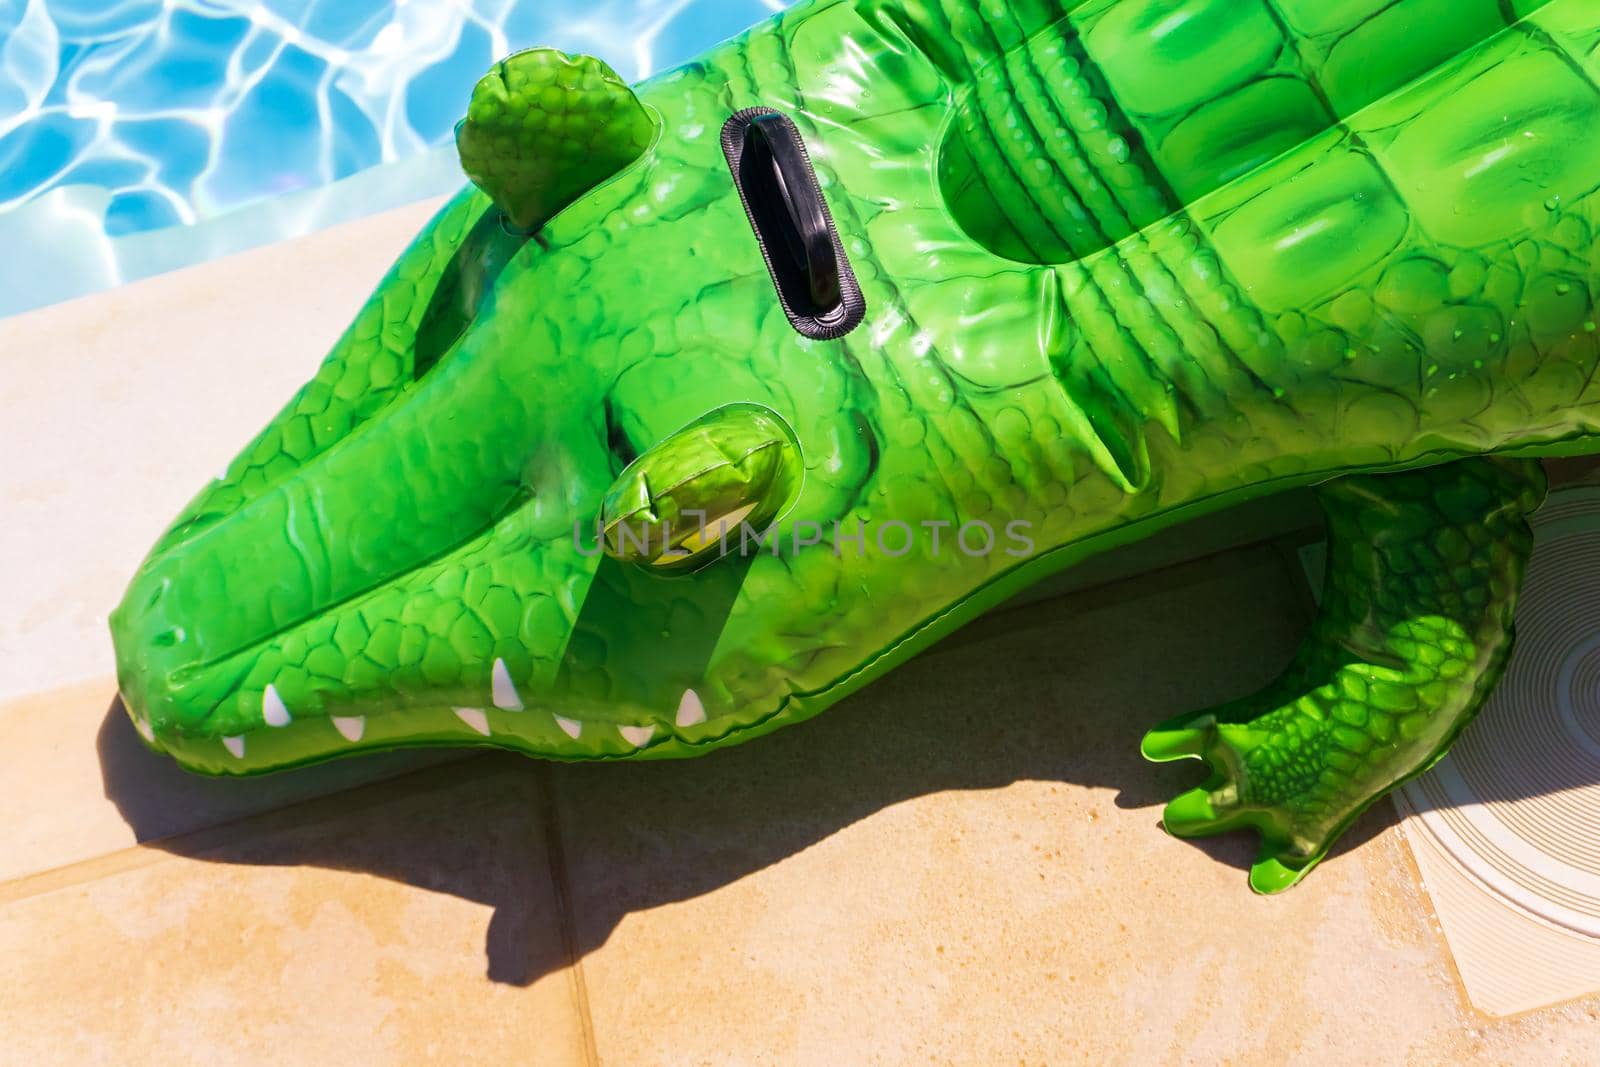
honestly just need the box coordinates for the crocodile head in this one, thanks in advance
[113,0,1594,775]
[109,24,1055,774]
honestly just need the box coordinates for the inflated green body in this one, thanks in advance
[112,0,1600,890]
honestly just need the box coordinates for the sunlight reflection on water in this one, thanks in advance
[0,0,784,235]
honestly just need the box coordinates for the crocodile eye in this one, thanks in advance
[457,48,658,234]
[600,404,802,573]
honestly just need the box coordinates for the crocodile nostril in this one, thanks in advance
[151,628,184,648]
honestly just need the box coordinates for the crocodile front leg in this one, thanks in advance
[1141,457,1546,893]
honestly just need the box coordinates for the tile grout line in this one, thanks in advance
[533,764,602,1067]
[0,842,172,908]
[0,756,477,907]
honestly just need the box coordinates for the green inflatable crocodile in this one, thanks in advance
[111,0,1600,893]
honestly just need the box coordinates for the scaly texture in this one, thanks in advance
[111,0,1600,891]
[1143,457,1544,892]
[455,48,657,232]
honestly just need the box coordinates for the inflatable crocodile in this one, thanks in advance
[111,0,1600,893]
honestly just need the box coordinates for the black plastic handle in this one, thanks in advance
[744,113,841,312]
[721,108,865,340]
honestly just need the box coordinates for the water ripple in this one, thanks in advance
[0,0,787,237]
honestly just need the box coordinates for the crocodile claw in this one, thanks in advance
[1138,719,1214,763]
[1142,709,1322,895]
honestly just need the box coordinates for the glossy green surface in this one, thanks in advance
[1144,456,1543,891]
[599,403,803,571]
[112,0,1600,890]
[456,50,658,234]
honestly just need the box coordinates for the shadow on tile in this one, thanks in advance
[541,554,1399,965]
[96,705,568,986]
[96,546,1397,988]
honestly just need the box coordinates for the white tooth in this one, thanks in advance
[491,658,524,711]
[223,735,246,759]
[675,689,707,727]
[619,724,655,747]
[263,684,291,727]
[555,716,582,739]
[331,716,365,742]
[134,717,155,743]
[453,707,491,736]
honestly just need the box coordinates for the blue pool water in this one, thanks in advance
[0,0,784,315]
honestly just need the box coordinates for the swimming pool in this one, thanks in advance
[0,0,786,317]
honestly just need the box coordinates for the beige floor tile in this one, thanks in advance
[0,679,461,885]
[0,197,471,886]
[6,139,1597,1067]
[548,545,1600,1065]
[0,194,445,706]
[0,756,593,1066]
